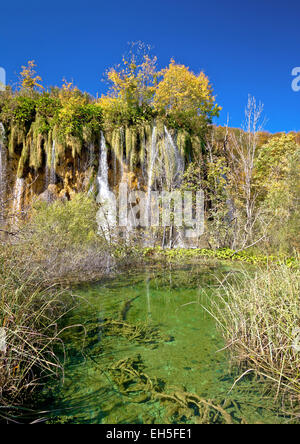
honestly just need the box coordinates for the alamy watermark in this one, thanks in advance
[96,183,204,239]
[291,67,300,92]
[0,67,6,91]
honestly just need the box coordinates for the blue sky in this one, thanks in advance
[1,0,300,133]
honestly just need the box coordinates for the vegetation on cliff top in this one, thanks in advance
[0,45,219,178]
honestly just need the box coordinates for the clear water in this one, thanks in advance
[42,264,289,424]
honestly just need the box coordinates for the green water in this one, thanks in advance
[42,263,288,424]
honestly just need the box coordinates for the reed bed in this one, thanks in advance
[0,250,71,419]
[208,266,300,400]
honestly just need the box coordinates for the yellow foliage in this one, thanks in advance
[256,134,299,188]
[104,42,158,108]
[20,61,43,91]
[154,60,220,118]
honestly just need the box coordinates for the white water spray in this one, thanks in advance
[119,127,125,181]
[164,126,184,188]
[96,132,116,239]
[145,126,157,226]
[12,177,25,222]
[89,143,95,167]
[97,132,110,200]
[50,140,56,185]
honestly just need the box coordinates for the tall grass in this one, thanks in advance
[0,248,72,419]
[209,266,300,400]
[0,194,118,418]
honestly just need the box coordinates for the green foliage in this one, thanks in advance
[255,134,300,253]
[12,96,36,129]
[31,194,99,246]
[143,246,299,268]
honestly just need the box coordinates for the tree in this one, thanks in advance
[256,134,300,252]
[99,42,158,120]
[153,60,221,131]
[20,60,43,91]
[227,96,265,248]
[256,133,299,191]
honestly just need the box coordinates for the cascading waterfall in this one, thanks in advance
[145,126,157,225]
[89,143,95,167]
[50,140,56,185]
[112,149,117,187]
[141,132,148,183]
[119,127,125,181]
[96,132,116,239]
[45,160,50,190]
[97,132,110,199]
[12,177,25,222]
[164,126,186,248]
[87,143,95,194]
[164,126,185,188]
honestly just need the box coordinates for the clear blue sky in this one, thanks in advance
[1,0,300,133]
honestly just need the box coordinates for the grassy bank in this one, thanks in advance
[143,246,299,268]
[0,251,71,420]
[208,265,300,404]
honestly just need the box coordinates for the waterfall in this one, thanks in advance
[96,132,116,239]
[86,143,95,194]
[145,126,157,225]
[45,160,50,190]
[50,140,56,185]
[164,126,184,188]
[119,127,125,181]
[0,123,6,216]
[12,178,25,221]
[112,149,117,186]
[141,132,147,183]
[97,132,110,200]
[164,127,186,248]
[89,143,95,167]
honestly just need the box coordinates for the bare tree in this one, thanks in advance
[228,96,266,248]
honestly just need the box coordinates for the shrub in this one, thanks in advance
[208,266,300,400]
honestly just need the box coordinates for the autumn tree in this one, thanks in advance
[256,134,300,252]
[224,97,266,248]
[153,60,221,131]
[256,133,299,191]
[20,60,43,92]
[99,42,158,126]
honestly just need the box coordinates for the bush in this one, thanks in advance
[208,266,300,400]
[16,194,115,284]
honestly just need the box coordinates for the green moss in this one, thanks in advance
[8,125,17,156]
[13,96,36,130]
[29,120,44,170]
[17,139,30,178]
[111,127,122,163]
